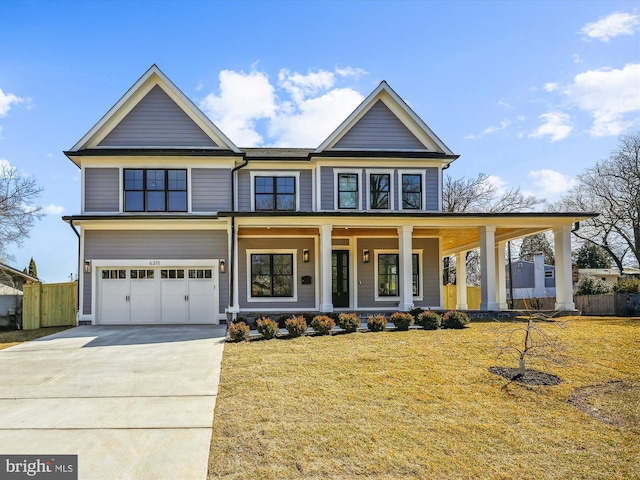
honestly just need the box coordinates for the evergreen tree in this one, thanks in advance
[519,233,555,265]
[28,257,38,279]
[573,243,611,268]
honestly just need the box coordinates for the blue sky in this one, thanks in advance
[0,0,638,282]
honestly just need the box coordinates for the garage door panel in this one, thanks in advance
[161,278,188,324]
[130,277,159,324]
[188,278,217,323]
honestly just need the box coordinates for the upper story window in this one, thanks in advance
[124,169,187,212]
[369,173,391,209]
[255,176,296,211]
[338,173,359,209]
[402,174,422,209]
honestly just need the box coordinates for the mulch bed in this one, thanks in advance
[568,381,639,427]
[488,366,562,386]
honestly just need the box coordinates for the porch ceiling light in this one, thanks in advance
[363,249,370,263]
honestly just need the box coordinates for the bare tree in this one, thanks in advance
[0,163,43,261]
[519,232,555,265]
[554,132,640,270]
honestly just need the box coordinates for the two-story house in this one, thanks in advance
[63,65,593,325]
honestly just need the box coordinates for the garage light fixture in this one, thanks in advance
[303,249,310,262]
[84,260,91,273]
[219,259,226,273]
[362,249,370,263]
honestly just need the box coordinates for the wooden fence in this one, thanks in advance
[22,282,77,330]
[443,285,481,310]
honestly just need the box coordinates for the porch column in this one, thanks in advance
[455,251,468,310]
[320,224,333,312]
[496,241,507,310]
[553,225,575,311]
[479,226,498,310]
[398,225,414,312]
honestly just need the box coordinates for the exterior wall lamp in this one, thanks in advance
[362,249,370,263]
[84,260,91,274]
[303,249,310,262]
[219,259,226,273]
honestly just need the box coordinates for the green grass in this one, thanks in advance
[0,326,72,350]
[208,317,639,479]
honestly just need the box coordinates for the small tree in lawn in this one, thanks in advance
[496,312,569,377]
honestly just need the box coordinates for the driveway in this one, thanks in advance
[0,325,226,479]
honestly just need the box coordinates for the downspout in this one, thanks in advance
[68,218,81,318]
[228,158,249,321]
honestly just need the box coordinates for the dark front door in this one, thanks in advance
[332,250,349,308]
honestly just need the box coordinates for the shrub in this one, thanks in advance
[417,310,442,330]
[409,307,424,321]
[614,277,640,293]
[337,312,361,333]
[228,321,250,342]
[442,311,470,329]
[256,317,279,339]
[285,316,308,337]
[576,275,613,295]
[390,312,414,331]
[311,315,335,335]
[367,314,387,332]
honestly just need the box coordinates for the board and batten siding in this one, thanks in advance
[237,169,312,211]
[238,237,316,310]
[84,168,119,213]
[191,168,232,212]
[82,230,228,315]
[332,100,427,150]
[98,85,218,148]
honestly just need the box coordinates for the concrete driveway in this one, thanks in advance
[0,325,226,479]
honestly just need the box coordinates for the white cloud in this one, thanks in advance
[199,66,366,147]
[498,99,511,109]
[529,112,573,142]
[0,158,11,170]
[529,169,577,195]
[465,119,511,140]
[0,88,24,117]
[43,204,64,215]
[564,63,640,136]
[573,54,583,64]
[486,175,508,196]
[543,82,558,92]
[580,12,639,42]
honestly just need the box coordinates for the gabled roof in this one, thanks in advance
[67,65,239,159]
[315,81,458,163]
[0,262,39,284]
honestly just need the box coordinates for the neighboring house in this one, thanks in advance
[578,267,640,285]
[63,65,595,325]
[506,254,556,300]
[0,262,38,320]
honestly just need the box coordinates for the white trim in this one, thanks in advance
[366,169,395,211]
[249,171,301,212]
[333,169,361,210]
[246,249,298,303]
[399,170,426,211]
[373,249,423,302]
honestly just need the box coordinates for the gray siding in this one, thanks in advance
[425,167,439,211]
[237,170,311,212]
[83,230,228,314]
[238,237,316,310]
[85,168,119,212]
[414,238,441,307]
[333,100,427,150]
[320,167,333,210]
[192,168,232,212]
[99,85,218,147]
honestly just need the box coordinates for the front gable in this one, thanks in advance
[315,81,456,160]
[69,65,239,154]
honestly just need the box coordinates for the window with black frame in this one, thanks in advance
[402,174,422,209]
[337,173,358,209]
[377,253,420,297]
[250,253,294,297]
[254,176,295,211]
[370,173,390,209]
[124,169,187,212]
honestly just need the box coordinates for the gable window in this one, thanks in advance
[250,253,294,297]
[255,176,295,211]
[370,173,391,209]
[338,173,358,209]
[402,174,422,209]
[377,252,421,297]
[124,169,187,212]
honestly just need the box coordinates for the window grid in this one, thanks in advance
[255,177,295,211]
[338,173,358,209]
[250,254,294,297]
[402,174,422,209]
[370,173,390,209]
[124,169,187,212]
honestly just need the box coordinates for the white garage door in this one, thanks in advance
[97,266,218,324]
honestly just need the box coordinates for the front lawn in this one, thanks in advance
[0,326,72,350]
[208,317,639,479]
